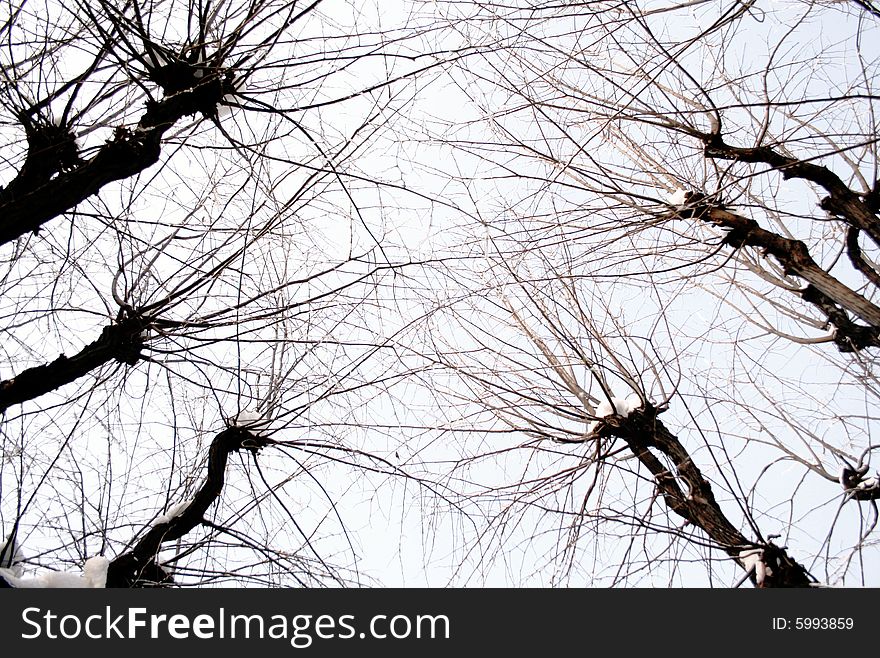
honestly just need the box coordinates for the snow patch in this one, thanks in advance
[1,556,109,588]
[860,475,879,489]
[83,556,109,588]
[587,394,642,433]
[153,498,193,525]
[739,548,773,587]
[665,188,688,207]
[230,410,271,436]
[595,395,641,418]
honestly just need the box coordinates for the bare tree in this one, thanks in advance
[417,0,880,586]
[6,0,878,591]
[0,0,457,587]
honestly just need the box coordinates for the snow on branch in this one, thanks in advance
[153,498,195,526]
[105,426,270,587]
[229,409,272,437]
[587,394,642,434]
[665,188,688,207]
[739,548,772,588]
[1,556,108,588]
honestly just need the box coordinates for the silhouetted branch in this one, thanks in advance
[0,71,233,246]
[0,309,147,414]
[106,426,270,587]
[702,133,880,247]
[597,406,814,587]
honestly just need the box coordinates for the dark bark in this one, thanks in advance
[839,467,880,501]
[848,488,880,501]
[0,311,146,414]
[0,72,231,247]
[845,227,880,290]
[673,195,880,345]
[597,405,814,587]
[700,209,880,331]
[0,117,82,205]
[106,426,269,587]
[702,133,880,247]
[801,285,880,351]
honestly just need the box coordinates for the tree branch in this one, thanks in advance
[845,226,880,290]
[599,406,814,587]
[852,0,880,20]
[675,197,880,335]
[0,310,146,414]
[702,133,880,246]
[801,284,880,351]
[106,426,270,587]
[0,72,231,247]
